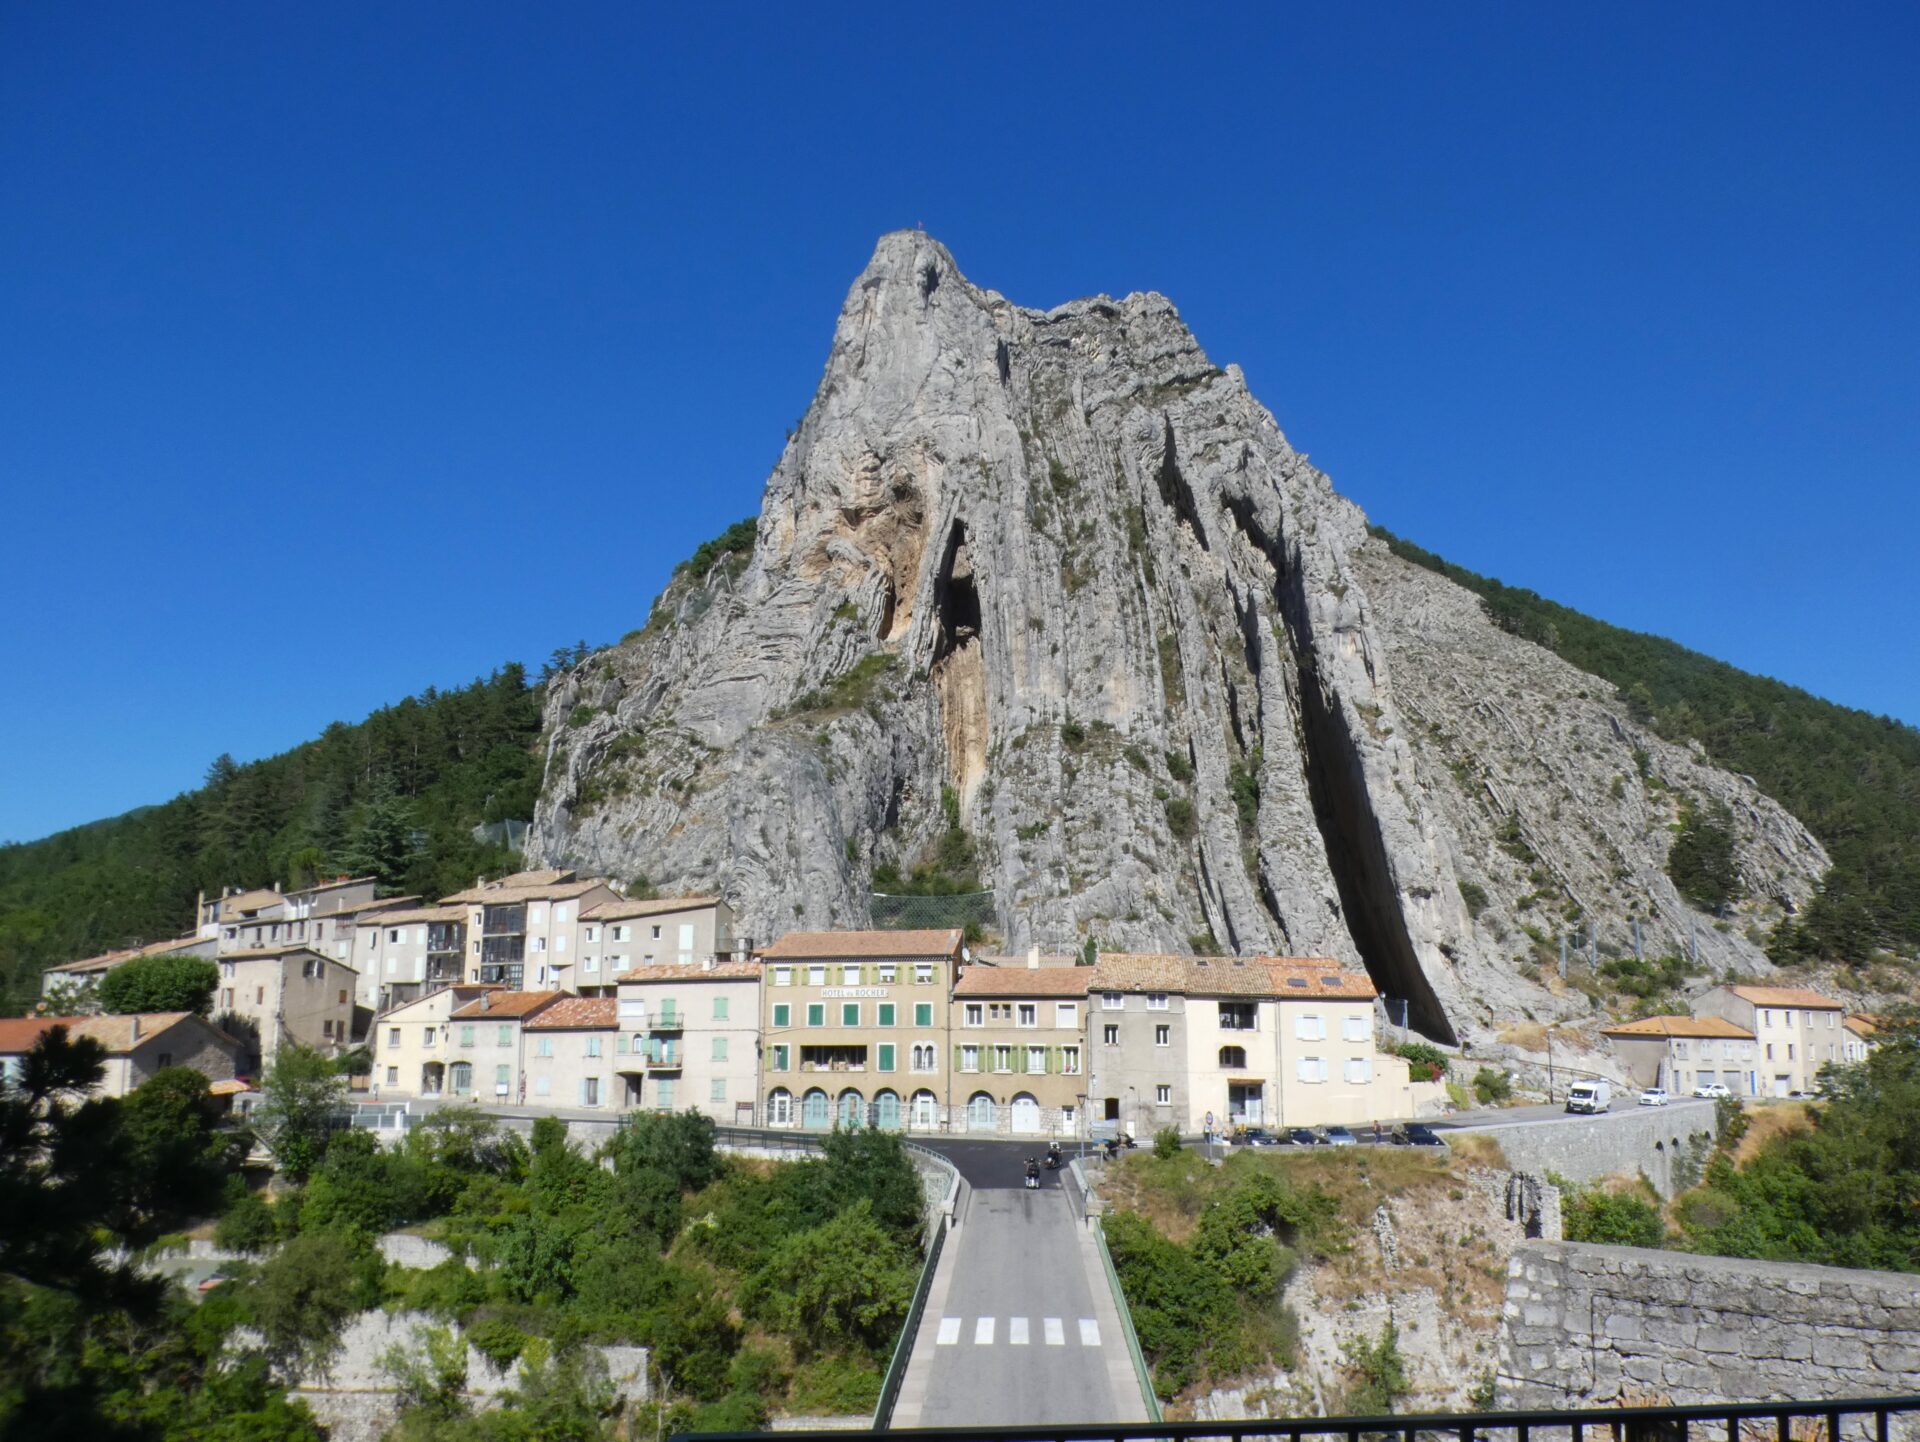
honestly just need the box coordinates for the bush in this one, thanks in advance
[1458,880,1489,919]
[1563,1188,1666,1248]
[96,953,219,1015]
[1153,1127,1182,1159]
[216,1184,280,1254]
[1392,1041,1451,1081]
[1471,1068,1513,1105]
[1340,1320,1411,1414]
[1164,797,1198,839]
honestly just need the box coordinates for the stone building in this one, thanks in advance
[0,1012,243,1097]
[213,945,358,1067]
[1086,954,1190,1140]
[522,996,622,1110]
[758,928,963,1131]
[574,895,736,996]
[949,956,1090,1136]
[1599,1014,1758,1095]
[440,990,564,1101]
[613,960,761,1122]
[350,904,469,1012]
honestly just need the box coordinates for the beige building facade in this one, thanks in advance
[442,990,564,1101]
[440,870,622,991]
[613,961,760,1121]
[350,904,469,1011]
[1691,985,1848,1096]
[370,983,505,1098]
[1600,1015,1758,1095]
[758,929,963,1131]
[950,959,1091,1137]
[0,1012,243,1098]
[574,896,735,995]
[213,945,358,1067]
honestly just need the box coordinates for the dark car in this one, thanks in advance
[1236,1127,1281,1147]
[1288,1127,1320,1146]
[1397,1123,1444,1147]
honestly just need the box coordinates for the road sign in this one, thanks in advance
[1206,1111,1214,1129]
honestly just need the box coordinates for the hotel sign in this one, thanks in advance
[821,986,890,999]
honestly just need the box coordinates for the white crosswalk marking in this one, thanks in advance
[1044,1317,1065,1346]
[936,1317,960,1346]
[975,1316,995,1345]
[1079,1317,1101,1346]
[1009,1316,1029,1345]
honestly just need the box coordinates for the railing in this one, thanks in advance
[679,1395,1920,1442]
[1091,1214,1162,1424]
[870,1210,948,1430]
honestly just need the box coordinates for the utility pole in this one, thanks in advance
[1633,917,1643,963]
[1589,925,1598,973]
[1559,933,1568,975]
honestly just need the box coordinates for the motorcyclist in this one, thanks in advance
[1023,1156,1040,1187]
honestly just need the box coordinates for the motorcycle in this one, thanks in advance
[1023,1158,1040,1190]
[1044,1151,1061,1171]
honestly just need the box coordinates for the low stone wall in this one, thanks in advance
[1497,1242,1920,1413]
[1461,1105,1715,1196]
[378,1232,452,1268]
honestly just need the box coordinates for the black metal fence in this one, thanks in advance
[676,1395,1920,1442]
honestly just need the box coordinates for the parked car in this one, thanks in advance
[1638,1087,1670,1107]
[1236,1127,1281,1147]
[1321,1125,1358,1146]
[1692,1081,1732,1099]
[1288,1127,1321,1146]
[1396,1122,1445,1147]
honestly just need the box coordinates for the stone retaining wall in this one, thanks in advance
[1462,1105,1715,1196]
[1497,1242,1920,1412]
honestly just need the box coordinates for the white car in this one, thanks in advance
[1692,1082,1731,1100]
[1638,1088,1670,1107]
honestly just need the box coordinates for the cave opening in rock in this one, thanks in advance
[930,520,989,809]
[931,521,982,666]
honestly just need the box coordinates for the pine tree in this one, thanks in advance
[340,772,420,892]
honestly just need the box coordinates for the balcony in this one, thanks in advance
[481,935,525,968]
[650,1011,683,1032]
[481,904,526,938]
[477,963,523,988]
[642,1048,682,1071]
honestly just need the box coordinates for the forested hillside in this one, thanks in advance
[0,665,546,1010]
[1373,528,1920,966]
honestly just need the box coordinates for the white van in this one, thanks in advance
[1565,1081,1611,1114]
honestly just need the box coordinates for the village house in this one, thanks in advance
[441,990,565,1101]
[574,895,736,995]
[349,903,470,1012]
[949,955,1090,1137]
[370,983,504,1098]
[1086,954,1190,1140]
[758,928,963,1131]
[38,933,216,1001]
[202,876,404,962]
[213,945,358,1068]
[1690,984,1849,1096]
[0,1012,244,1098]
[1599,1014,1759,1096]
[520,996,623,1109]
[439,870,622,990]
[614,959,761,1122]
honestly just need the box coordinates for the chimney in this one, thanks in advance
[702,955,715,973]
[130,1016,140,1041]
[1028,946,1040,970]
[480,992,491,1011]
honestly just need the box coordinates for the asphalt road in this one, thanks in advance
[910,1135,1076,1190]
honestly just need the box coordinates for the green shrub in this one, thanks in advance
[1340,1320,1411,1414]
[215,1186,279,1254]
[1164,749,1195,783]
[466,1316,529,1368]
[1165,797,1197,839]
[1563,1188,1666,1248]
[1458,880,1489,919]
[1153,1127,1182,1159]
[1471,1068,1513,1105]
[1061,718,1088,750]
[97,953,219,1015]
[1391,1041,1451,1081]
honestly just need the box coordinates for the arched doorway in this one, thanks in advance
[910,1089,938,1129]
[802,1088,830,1128]
[449,1062,473,1097]
[837,1089,865,1128]
[968,1091,996,1132]
[768,1088,793,1127]
[1010,1092,1042,1133]
[874,1089,901,1130]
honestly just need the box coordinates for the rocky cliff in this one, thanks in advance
[528,233,1826,1041]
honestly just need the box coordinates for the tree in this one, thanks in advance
[1669,799,1742,913]
[748,1201,914,1358]
[116,1067,245,1240]
[611,1109,718,1195]
[250,1230,384,1374]
[253,1043,347,1181]
[96,953,219,1015]
[339,771,422,892]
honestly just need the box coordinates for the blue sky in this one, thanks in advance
[3,4,1916,843]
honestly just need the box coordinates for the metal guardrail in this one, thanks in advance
[1090,1215,1162,1425]
[680,1393,1920,1442]
[871,1211,948,1430]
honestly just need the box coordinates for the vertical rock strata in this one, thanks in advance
[530,234,1827,1041]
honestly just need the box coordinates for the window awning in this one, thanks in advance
[1227,1078,1266,1087]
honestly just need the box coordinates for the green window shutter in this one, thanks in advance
[807,1003,824,1027]
[916,1003,933,1027]
[879,1043,896,1073]
[773,1003,790,1028]
[953,1045,963,1072]
[878,1002,895,1027]
[712,1037,728,1062]
[842,1002,860,1026]
[497,1025,512,1046]
[714,996,729,1021]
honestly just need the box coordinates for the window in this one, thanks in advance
[1026,1044,1046,1072]
[1155,1084,1171,1105]
[878,1043,896,1072]
[256,986,266,1005]
[1017,1003,1037,1027]
[711,1078,727,1103]
[994,1045,1013,1073]
[389,929,402,944]
[1295,1013,1326,1041]
[915,964,935,984]
[531,937,547,954]
[459,1025,475,1047]
[386,1066,399,1084]
[1788,1045,1796,1061]
[1766,1043,1775,1060]
[841,1002,861,1026]
[772,1002,791,1028]
[581,1077,599,1107]
[1763,1010,1774,1028]
[495,1064,512,1094]
[1147,993,1168,1011]
[710,1036,728,1062]
[450,1062,473,1095]
[1104,1024,1119,1046]
[423,1027,436,1048]
[554,904,568,925]
[1219,1045,1246,1069]
[1102,991,1123,1009]
[1827,1012,1837,1029]
[808,966,827,986]
[713,996,730,1021]
[842,965,862,986]
[914,1002,933,1027]
[961,1045,980,1072]
[586,1036,602,1058]
[770,1044,790,1071]
[389,1027,402,1048]
[1675,1041,1690,1060]
[1297,1056,1329,1083]
[536,1037,553,1058]
[1062,1045,1081,1074]
[585,926,600,943]
[773,966,791,986]
[1343,1015,1369,1041]
[1155,1024,1171,1047]
[338,988,348,1005]
[964,1003,984,1027]
[911,1044,936,1072]
[584,955,600,974]
[534,1076,550,1096]
[877,1002,896,1027]
[1345,1057,1373,1084]
[878,965,897,983]
[807,1003,825,1027]
[1055,1002,1077,1028]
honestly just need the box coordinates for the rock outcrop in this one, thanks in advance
[528,233,1826,1041]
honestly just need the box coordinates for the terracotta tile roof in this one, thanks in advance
[1602,1015,1756,1040]
[220,945,357,970]
[0,1012,226,1056]
[1258,958,1378,1001]
[954,965,1095,997]
[1089,954,1190,992]
[450,990,564,1020]
[297,875,379,895]
[439,877,611,904]
[1725,985,1844,1010]
[759,929,962,960]
[525,997,619,1030]
[615,961,762,982]
[583,895,721,921]
[208,1078,254,1096]
[218,888,286,915]
[46,935,207,974]
[1845,1014,1880,1038]
[353,904,467,927]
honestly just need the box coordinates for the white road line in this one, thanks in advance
[975,1316,995,1345]
[1079,1317,1101,1346]
[936,1317,961,1346]
[1009,1316,1029,1345]
[1044,1317,1065,1346]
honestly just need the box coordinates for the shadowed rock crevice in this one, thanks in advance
[1156,419,1208,548]
[930,520,988,808]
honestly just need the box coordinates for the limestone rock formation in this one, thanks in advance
[528,233,1827,1041]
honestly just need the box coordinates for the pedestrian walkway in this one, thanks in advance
[933,1315,1101,1348]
